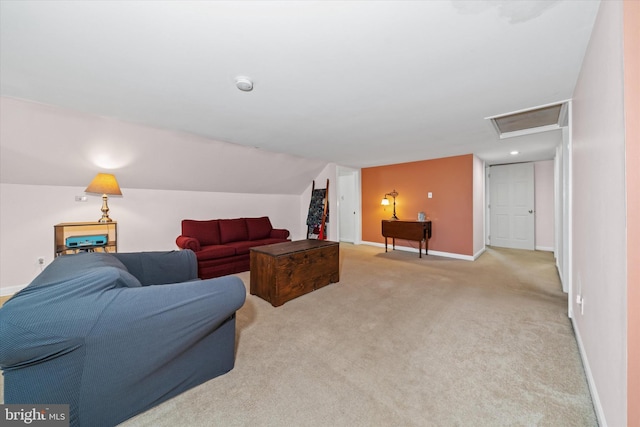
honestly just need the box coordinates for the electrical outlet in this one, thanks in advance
[75,195,88,202]
[575,294,585,315]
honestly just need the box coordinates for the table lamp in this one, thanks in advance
[381,189,399,220]
[85,173,122,223]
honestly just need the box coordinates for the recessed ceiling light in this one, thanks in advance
[510,150,519,155]
[235,76,253,92]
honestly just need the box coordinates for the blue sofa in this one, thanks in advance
[0,250,246,427]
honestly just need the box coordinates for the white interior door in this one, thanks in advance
[490,163,535,250]
[338,173,356,243]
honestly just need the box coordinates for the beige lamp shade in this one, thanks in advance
[381,197,390,206]
[85,173,122,222]
[85,173,122,196]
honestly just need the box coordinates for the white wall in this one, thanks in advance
[571,1,627,425]
[300,164,338,241]
[534,160,555,251]
[0,183,303,295]
[0,96,338,296]
[0,97,327,195]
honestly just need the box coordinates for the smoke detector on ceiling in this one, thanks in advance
[235,76,253,92]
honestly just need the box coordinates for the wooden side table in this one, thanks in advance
[54,222,118,257]
[381,220,432,258]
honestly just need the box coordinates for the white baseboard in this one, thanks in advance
[473,247,486,260]
[360,241,475,261]
[1,284,26,297]
[536,246,554,252]
[571,318,607,427]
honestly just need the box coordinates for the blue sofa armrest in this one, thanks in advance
[80,275,246,425]
[0,252,245,427]
[112,250,198,286]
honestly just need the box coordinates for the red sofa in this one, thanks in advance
[176,217,290,279]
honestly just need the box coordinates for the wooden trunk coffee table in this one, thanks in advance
[250,240,339,307]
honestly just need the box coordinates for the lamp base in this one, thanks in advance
[98,194,113,223]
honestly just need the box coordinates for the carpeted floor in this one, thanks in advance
[117,244,597,426]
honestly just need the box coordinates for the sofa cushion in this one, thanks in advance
[195,245,237,261]
[113,251,197,286]
[223,241,257,255]
[182,220,221,246]
[246,217,273,240]
[248,238,290,247]
[219,219,249,244]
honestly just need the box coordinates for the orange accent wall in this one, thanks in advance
[362,154,474,256]
[624,1,640,425]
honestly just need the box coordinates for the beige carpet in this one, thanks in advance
[118,244,596,426]
[0,244,597,425]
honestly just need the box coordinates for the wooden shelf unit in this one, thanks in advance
[54,221,117,257]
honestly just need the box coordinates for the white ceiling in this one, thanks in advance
[1,1,600,171]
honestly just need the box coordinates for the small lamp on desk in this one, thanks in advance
[85,173,122,223]
[381,189,399,220]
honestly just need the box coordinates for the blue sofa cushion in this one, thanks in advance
[112,251,197,286]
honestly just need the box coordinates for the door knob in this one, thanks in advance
[528,210,533,214]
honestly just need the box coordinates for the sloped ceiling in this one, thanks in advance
[0,1,600,193]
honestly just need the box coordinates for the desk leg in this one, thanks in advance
[392,238,396,250]
[419,241,422,258]
[385,237,388,253]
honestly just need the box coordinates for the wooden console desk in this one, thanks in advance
[381,220,432,258]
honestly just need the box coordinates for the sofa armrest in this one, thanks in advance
[176,235,201,252]
[111,250,198,285]
[83,276,246,423]
[101,275,246,332]
[270,228,290,239]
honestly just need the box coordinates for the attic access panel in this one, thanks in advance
[487,102,568,139]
